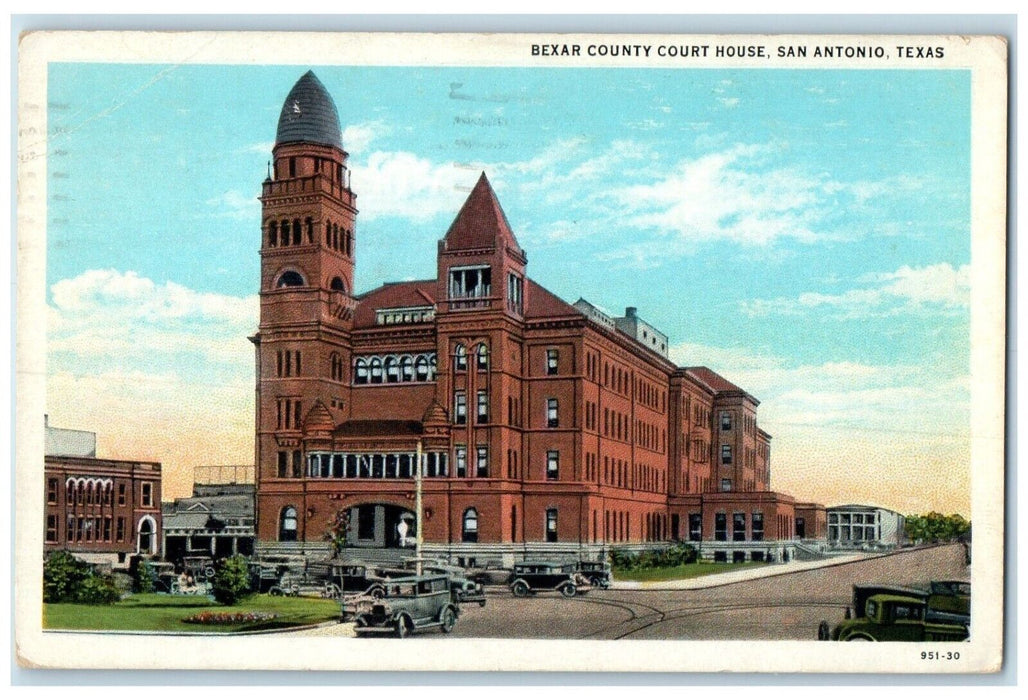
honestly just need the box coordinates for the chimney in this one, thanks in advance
[625,306,637,318]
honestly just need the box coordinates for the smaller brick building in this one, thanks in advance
[44,419,162,568]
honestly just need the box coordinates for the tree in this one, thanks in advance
[210,555,252,605]
[325,509,350,555]
[43,551,90,603]
[132,558,157,594]
[905,512,971,544]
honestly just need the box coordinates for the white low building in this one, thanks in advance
[826,504,905,549]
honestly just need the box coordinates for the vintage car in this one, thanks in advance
[509,562,591,598]
[329,561,399,598]
[351,574,461,637]
[577,560,612,589]
[926,580,971,624]
[269,570,341,598]
[401,558,487,607]
[467,560,511,586]
[818,583,970,642]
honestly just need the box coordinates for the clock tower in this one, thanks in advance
[254,71,357,509]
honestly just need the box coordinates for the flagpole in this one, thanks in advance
[415,440,423,577]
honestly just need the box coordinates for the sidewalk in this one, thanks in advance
[611,552,874,590]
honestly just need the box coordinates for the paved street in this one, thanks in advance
[281,544,968,640]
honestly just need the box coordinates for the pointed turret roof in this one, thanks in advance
[442,173,521,252]
[275,71,343,150]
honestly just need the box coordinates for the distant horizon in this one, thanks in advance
[45,63,972,516]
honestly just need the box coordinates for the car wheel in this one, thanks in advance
[512,581,529,597]
[817,621,830,641]
[478,600,487,608]
[590,576,601,588]
[395,615,413,639]
[440,607,457,634]
[370,587,385,599]
[846,635,874,642]
[560,583,577,598]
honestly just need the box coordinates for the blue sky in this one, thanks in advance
[44,63,972,511]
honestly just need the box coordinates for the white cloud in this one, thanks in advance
[343,121,389,154]
[741,263,970,319]
[205,189,260,220]
[351,151,476,222]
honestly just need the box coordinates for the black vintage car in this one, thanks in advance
[401,558,487,607]
[577,560,612,589]
[351,574,461,638]
[509,562,590,598]
[330,561,400,598]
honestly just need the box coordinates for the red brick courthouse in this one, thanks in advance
[253,72,826,564]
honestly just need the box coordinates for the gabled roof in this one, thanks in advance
[441,173,521,252]
[352,280,437,328]
[525,278,582,319]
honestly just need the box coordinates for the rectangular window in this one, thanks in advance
[476,447,489,478]
[141,483,153,507]
[292,450,302,478]
[47,478,58,504]
[715,513,727,541]
[45,515,58,543]
[507,272,523,313]
[277,451,288,478]
[721,445,733,465]
[103,517,112,541]
[752,512,764,541]
[116,517,125,542]
[733,512,746,542]
[546,450,559,480]
[547,398,559,428]
[546,508,558,543]
[477,390,489,423]
[546,349,559,375]
[454,391,467,425]
[720,478,732,492]
[449,265,492,299]
[689,513,702,541]
[721,411,732,430]
[455,446,467,478]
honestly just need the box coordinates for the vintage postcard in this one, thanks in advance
[15,31,1007,673]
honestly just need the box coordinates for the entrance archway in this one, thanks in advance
[137,515,157,555]
[345,503,416,548]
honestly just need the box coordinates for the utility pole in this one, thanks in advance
[415,440,423,576]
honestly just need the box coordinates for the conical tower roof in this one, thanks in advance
[275,70,343,150]
[442,173,521,252]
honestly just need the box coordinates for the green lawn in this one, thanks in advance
[43,593,340,633]
[613,561,769,582]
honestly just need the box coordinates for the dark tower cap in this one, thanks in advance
[275,70,343,150]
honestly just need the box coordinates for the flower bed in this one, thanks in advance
[182,611,278,625]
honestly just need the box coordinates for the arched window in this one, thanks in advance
[400,355,414,382]
[462,508,479,543]
[475,343,489,371]
[369,357,383,384]
[137,516,156,554]
[454,344,467,372]
[269,221,278,247]
[415,355,429,382]
[325,220,332,246]
[279,507,298,542]
[305,217,313,243]
[385,356,400,383]
[276,270,306,288]
[292,218,301,245]
[429,353,437,380]
[354,358,369,384]
[330,276,346,292]
[280,219,291,246]
[345,230,353,257]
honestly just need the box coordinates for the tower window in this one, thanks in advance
[476,343,489,371]
[476,446,489,478]
[547,398,559,428]
[546,451,559,480]
[721,412,732,431]
[449,265,491,307]
[292,218,301,245]
[330,276,346,292]
[546,349,559,375]
[721,445,732,465]
[276,271,306,288]
[454,344,467,372]
[268,221,278,247]
[455,446,467,478]
[454,392,467,425]
[476,390,489,423]
[507,272,523,314]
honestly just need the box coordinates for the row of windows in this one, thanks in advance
[325,219,353,257]
[636,420,665,453]
[48,514,128,544]
[376,307,434,325]
[828,525,879,541]
[302,452,451,479]
[277,398,303,430]
[49,479,151,507]
[354,354,437,384]
[635,462,664,493]
[828,512,879,525]
[266,217,313,248]
[713,512,766,542]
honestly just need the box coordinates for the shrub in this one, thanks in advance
[210,555,252,605]
[75,573,122,605]
[609,543,697,571]
[43,551,91,603]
